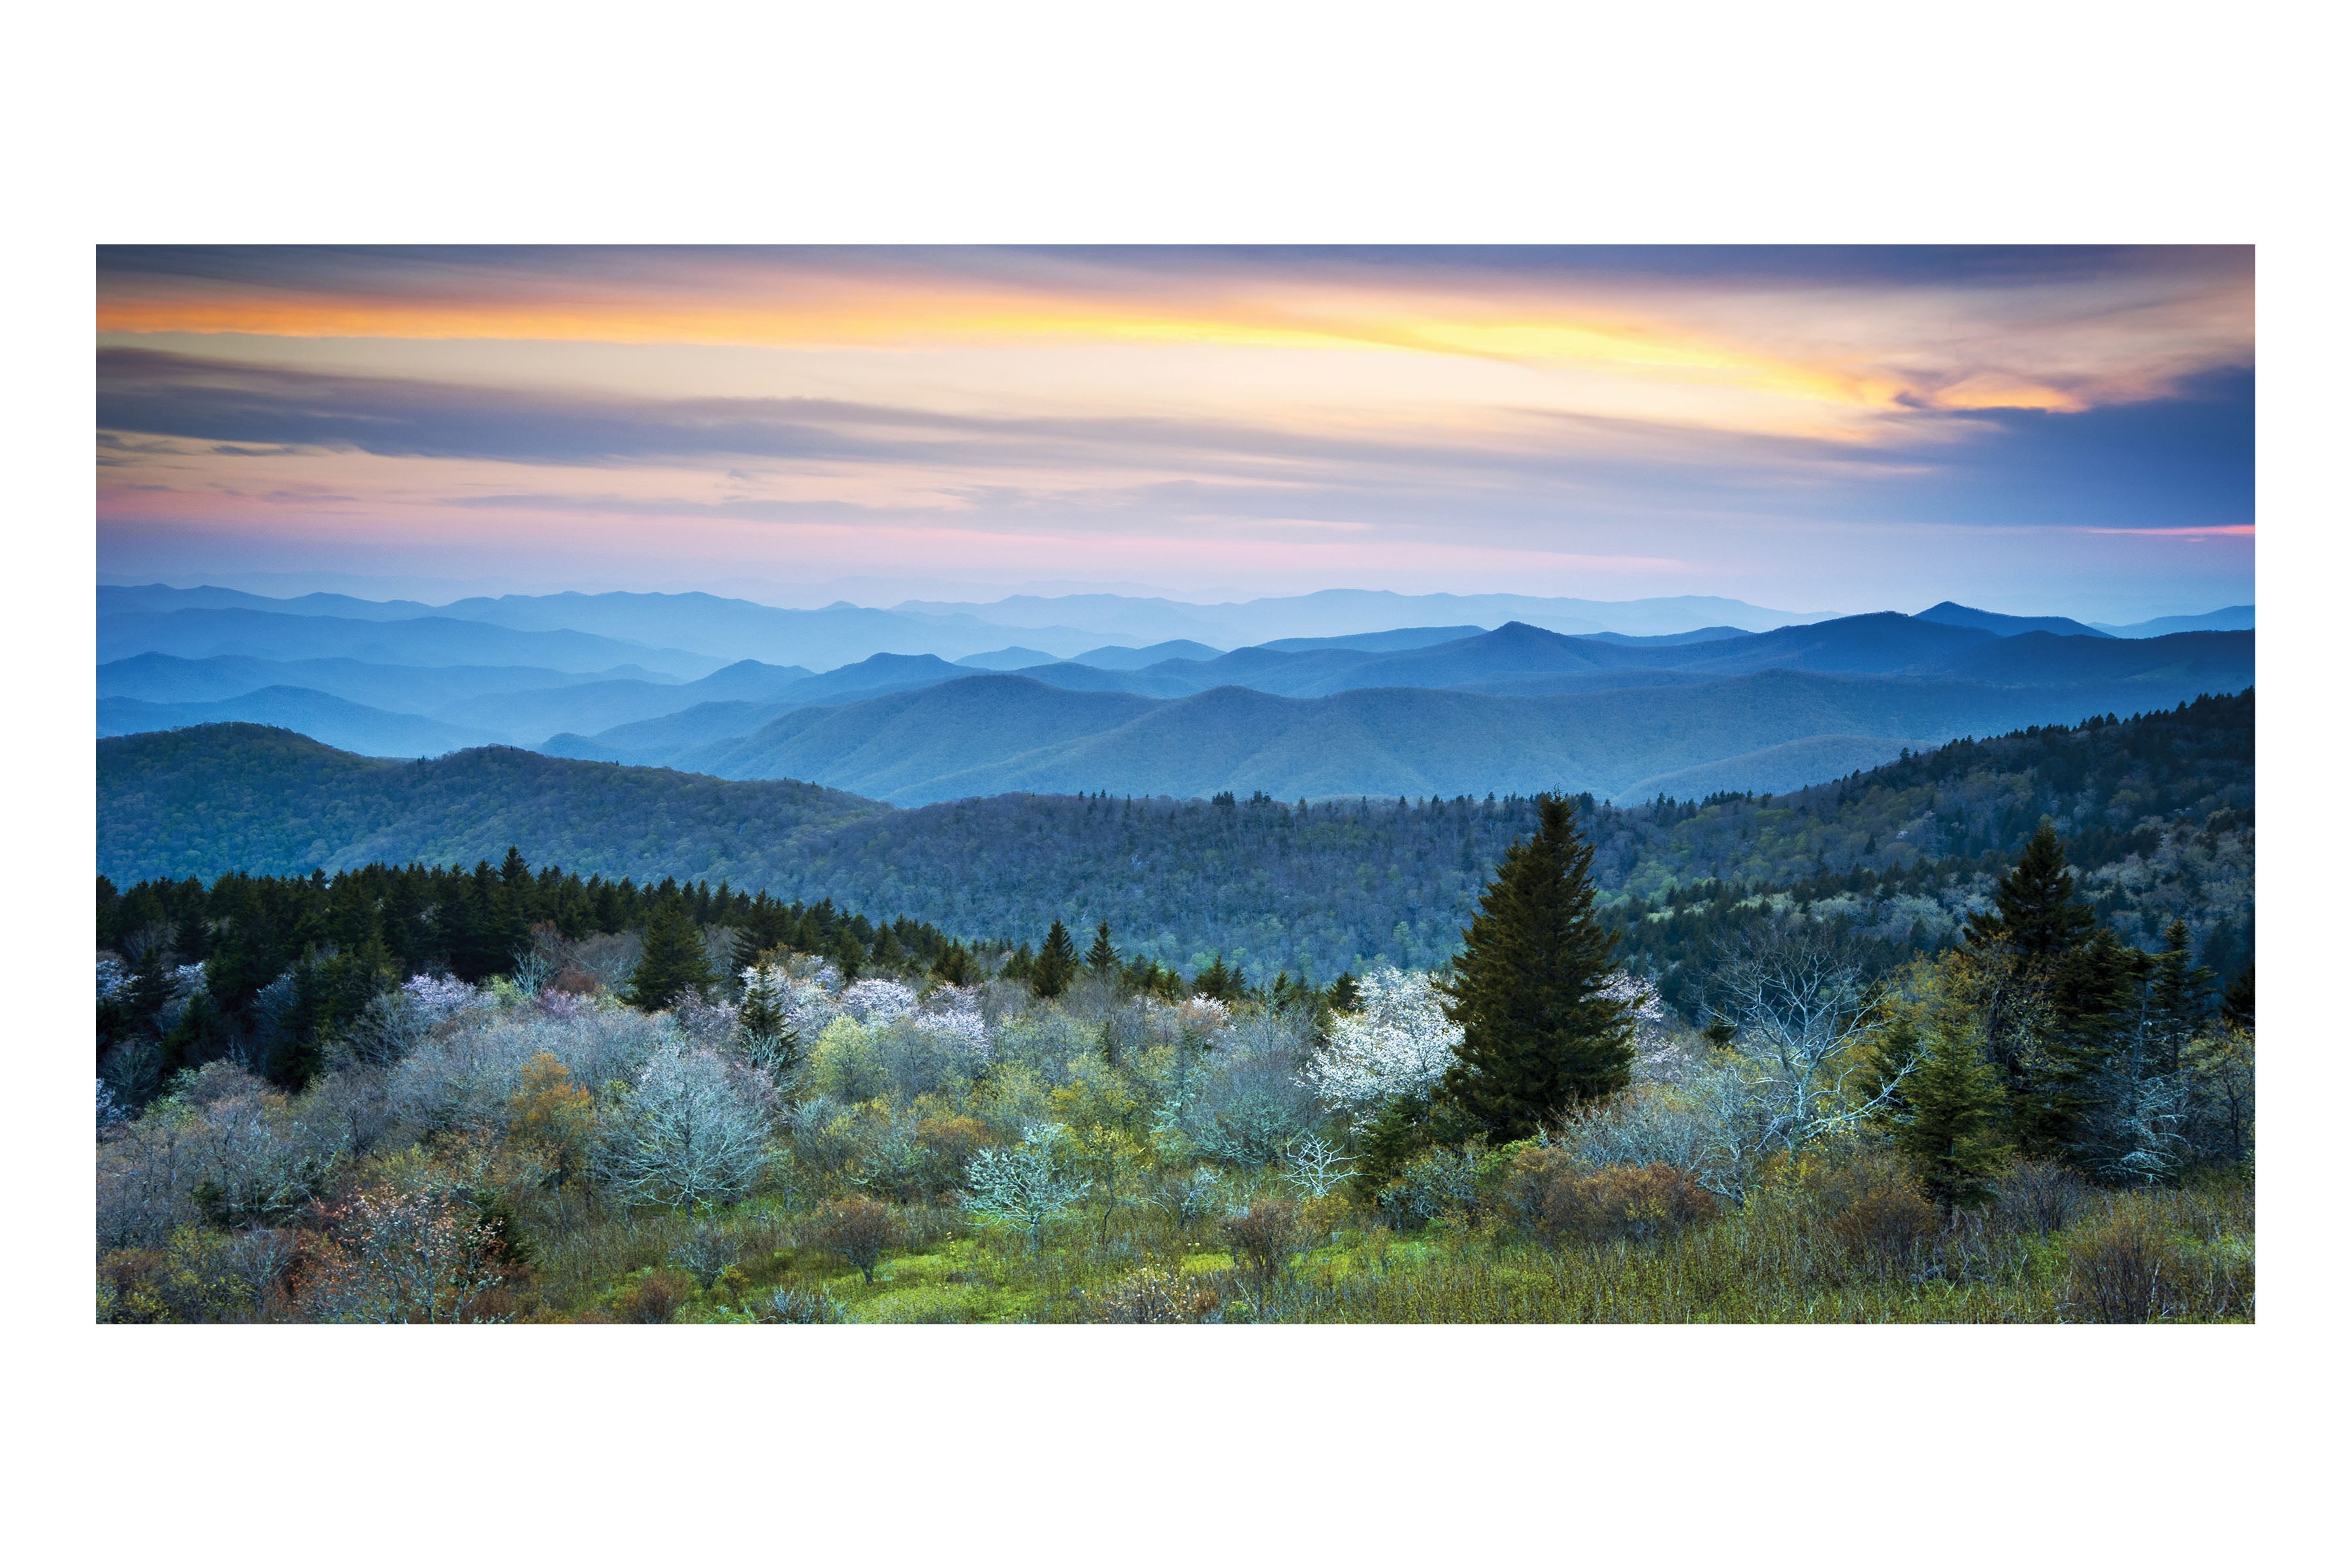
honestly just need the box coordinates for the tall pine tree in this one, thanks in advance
[1891,1006,2008,1214]
[736,964,800,1074]
[626,899,714,1012]
[1086,921,1119,975]
[1966,822,2097,960]
[1032,920,1079,999]
[1437,794,1633,1141]
[2146,919,2213,1071]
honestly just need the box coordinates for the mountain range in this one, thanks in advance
[95,691,2253,981]
[99,582,1828,674]
[536,616,2252,802]
[94,583,2254,806]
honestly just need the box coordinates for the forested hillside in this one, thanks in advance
[97,724,887,887]
[555,623,2253,802]
[101,693,2251,988]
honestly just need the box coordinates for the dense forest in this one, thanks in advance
[97,758,2253,1323]
[100,692,2251,985]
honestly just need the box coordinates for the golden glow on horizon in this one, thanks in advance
[94,250,2255,606]
[95,267,2193,439]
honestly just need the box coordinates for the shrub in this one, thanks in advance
[814,1195,901,1284]
[916,1115,991,1177]
[753,1285,844,1324]
[1376,1145,1486,1229]
[669,1217,743,1288]
[300,1183,513,1323]
[963,1124,1090,1249]
[1145,1166,1224,1226]
[617,1269,691,1323]
[2063,1210,2185,1322]
[1995,1160,2089,1237]
[1816,1155,1939,1264]
[1220,1200,1305,1296]
[1503,1149,1717,1247]
[1083,1266,1223,1324]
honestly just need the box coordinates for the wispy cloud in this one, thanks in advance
[91,247,2255,615]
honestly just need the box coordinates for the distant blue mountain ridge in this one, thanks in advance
[94,588,2254,806]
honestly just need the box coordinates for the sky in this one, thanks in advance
[95,246,2255,619]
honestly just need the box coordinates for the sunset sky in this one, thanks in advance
[95,246,2254,617]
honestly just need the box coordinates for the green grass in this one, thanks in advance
[517,1172,2253,1325]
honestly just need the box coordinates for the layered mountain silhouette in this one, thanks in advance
[94,585,2253,808]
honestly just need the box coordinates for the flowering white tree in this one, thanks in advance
[838,978,918,1024]
[402,973,489,1028]
[1307,967,1462,1121]
[600,1041,774,1208]
[909,1006,990,1062]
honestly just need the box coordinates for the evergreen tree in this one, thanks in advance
[1349,1092,1436,1202]
[830,927,866,982]
[1032,919,1079,999]
[728,892,784,977]
[1965,822,2096,960]
[101,947,178,1060]
[1892,1009,2009,1214]
[1086,921,1119,975]
[2221,963,2254,1030]
[738,965,783,1039]
[1437,794,1633,1140]
[626,899,714,1012]
[736,964,801,1074]
[2016,927,2146,1162]
[1191,953,1245,1003]
[930,940,977,987]
[1326,971,1362,1013]
[2146,919,2213,1071]
[161,988,230,1079]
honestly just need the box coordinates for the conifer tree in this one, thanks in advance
[830,928,866,982]
[1892,1008,2008,1213]
[1326,971,1362,1013]
[736,964,800,1073]
[2016,927,2145,1160]
[1437,794,1633,1141]
[930,940,977,988]
[108,948,178,1049]
[1086,921,1119,975]
[1032,921,1079,998]
[729,892,784,977]
[1192,953,1244,1003]
[1965,822,2096,960]
[2147,919,2213,1070]
[626,899,714,1012]
[2221,963,2254,1030]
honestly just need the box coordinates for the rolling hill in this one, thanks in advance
[97,606,728,679]
[97,689,500,759]
[96,723,887,887]
[97,652,673,711]
[97,693,2253,983]
[629,654,2252,805]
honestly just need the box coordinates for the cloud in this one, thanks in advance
[96,345,1887,494]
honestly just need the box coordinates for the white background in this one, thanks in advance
[6,3,2334,1561]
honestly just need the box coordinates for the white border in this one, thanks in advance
[10,3,2339,1560]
